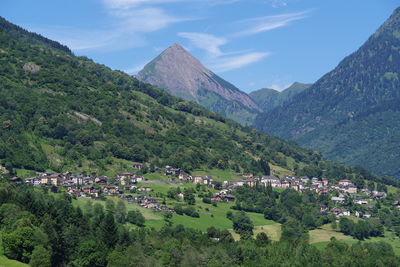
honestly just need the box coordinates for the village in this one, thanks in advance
[9,164,394,220]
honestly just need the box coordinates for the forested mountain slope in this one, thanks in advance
[255,7,400,178]
[0,17,396,186]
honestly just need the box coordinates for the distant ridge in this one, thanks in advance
[250,82,311,112]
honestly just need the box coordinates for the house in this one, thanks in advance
[331,197,345,203]
[363,214,372,219]
[343,186,357,194]
[280,180,291,189]
[137,186,152,192]
[45,174,63,186]
[372,191,387,199]
[356,200,368,205]
[243,173,253,179]
[165,166,181,175]
[104,185,118,194]
[10,177,23,183]
[193,176,212,185]
[261,176,280,187]
[339,179,352,187]
[82,187,95,194]
[322,178,329,187]
[224,195,236,202]
[341,210,350,216]
[133,163,143,170]
[299,176,310,184]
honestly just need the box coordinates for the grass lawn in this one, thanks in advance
[15,169,36,178]
[192,169,241,181]
[309,228,353,244]
[229,224,282,241]
[169,202,274,232]
[360,230,400,255]
[144,172,168,181]
[254,224,282,241]
[0,237,28,267]
[0,256,28,267]
[138,181,198,195]
[269,163,294,177]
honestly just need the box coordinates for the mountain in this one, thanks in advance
[255,7,400,178]
[250,82,311,112]
[136,43,262,125]
[1,16,396,186]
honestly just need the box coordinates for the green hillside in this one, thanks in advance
[255,7,400,178]
[0,17,397,187]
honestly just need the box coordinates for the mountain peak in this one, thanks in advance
[136,44,262,124]
[167,43,185,51]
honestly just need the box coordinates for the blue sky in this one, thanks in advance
[1,0,398,92]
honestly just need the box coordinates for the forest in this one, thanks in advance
[0,178,399,267]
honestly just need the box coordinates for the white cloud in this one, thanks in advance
[232,11,309,37]
[266,0,288,8]
[177,32,227,56]
[112,7,190,33]
[124,62,148,74]
[103,0,241,9]
[210,52,270,72]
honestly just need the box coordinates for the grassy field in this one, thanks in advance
[360,230,400,255]
[143,172,168,181]
[72,191,275,232]
[309,228,353,244]
[0,238,28,267]
[192,169,242,181]
[0,256,28,267]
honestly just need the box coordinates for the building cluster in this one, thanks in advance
[223,174,362,196]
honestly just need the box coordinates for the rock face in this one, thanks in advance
[136,43,262,125]
[23,62,40,73]
[255,7,400,178]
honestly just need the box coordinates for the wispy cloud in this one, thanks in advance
[232,10,309,37]
[178,31,270,72]
[266,0,288,8]
[210,52,270,72]
[177,32,227,56]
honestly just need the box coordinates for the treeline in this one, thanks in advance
[0,180,399,266]
[338,217,384,240]
[233,185,330,231]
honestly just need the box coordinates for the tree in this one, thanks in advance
[163,211,173,226]
[339,217,354,235]
[105,199,115,213]
[127,210,145,227]
[232,211,253,236]
[99,212,118,249]
[258,158,271,176]
[255,232,270,246]
[115,200,127,224]
[2,227,40,263]
[29,246,51,267]
[184,192,195,205]
[72,240,106,267]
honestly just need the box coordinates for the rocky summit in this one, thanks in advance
[136,43,262,125]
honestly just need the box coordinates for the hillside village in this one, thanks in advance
[7,163,394,221]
